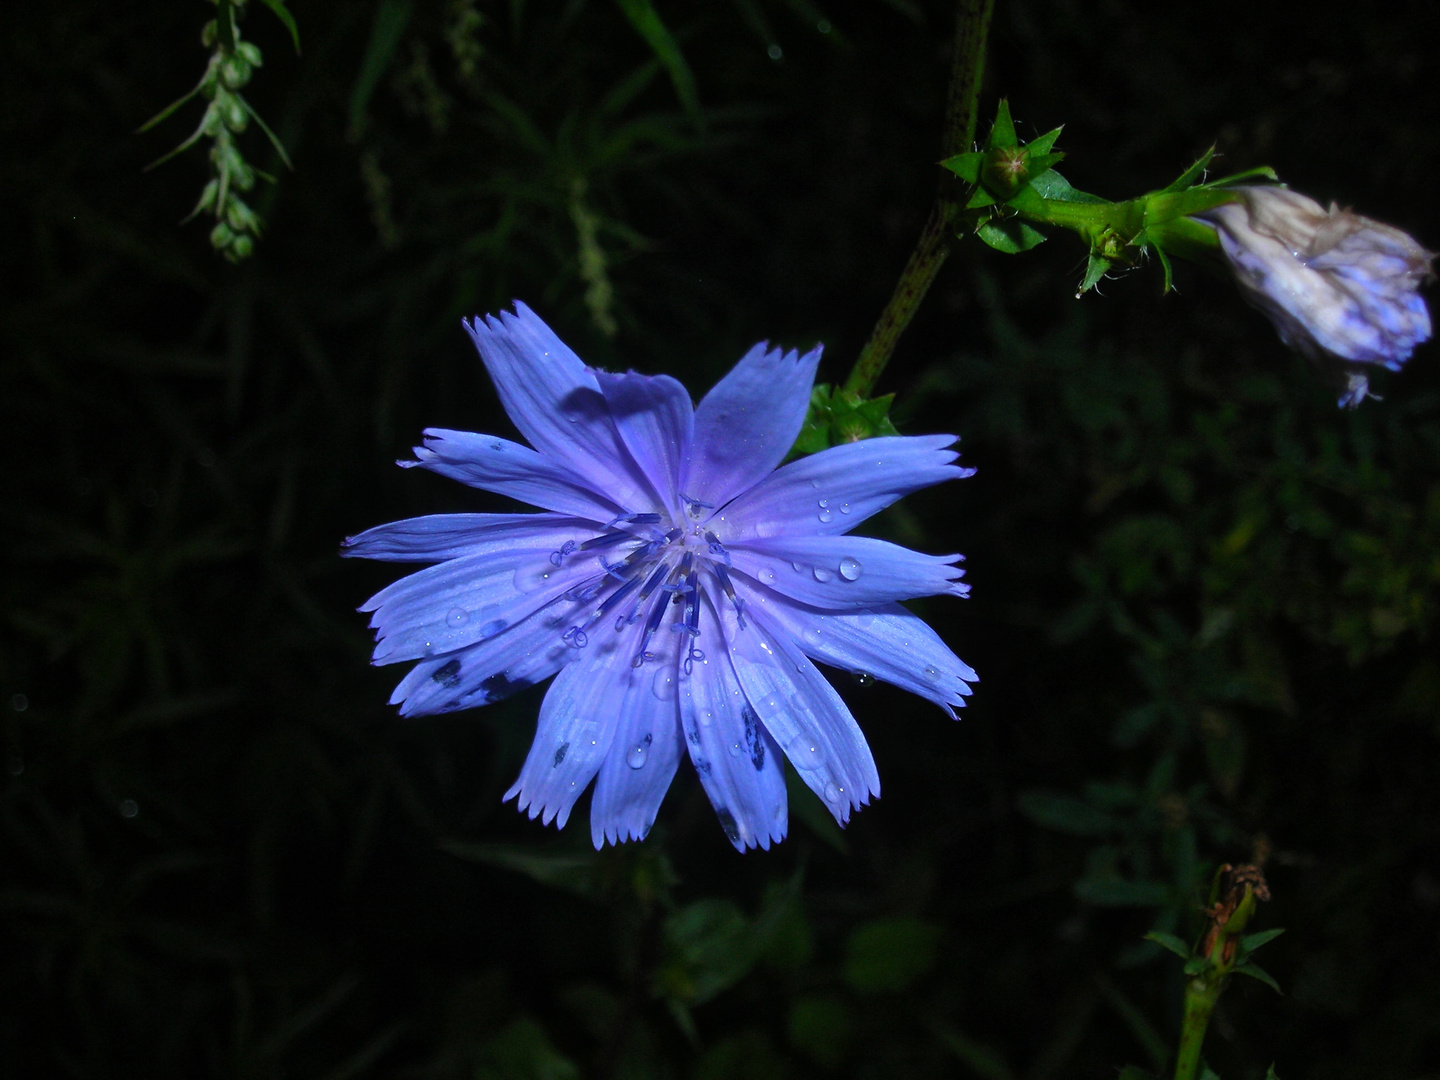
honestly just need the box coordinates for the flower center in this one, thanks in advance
[551,496,747,672]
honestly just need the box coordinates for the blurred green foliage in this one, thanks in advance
[3,1,1439,1079]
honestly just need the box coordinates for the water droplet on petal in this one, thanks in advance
[699,708,714,727]
[728,740,743,757]
[852,671,875,686]
[922,665,941,682]
[801,627,822,646]
[823,781,842,803]
[812,566,833,583]
[513,562,554,593]
[652,669,678,701]
[479,618,508,637]
[758,566,778,585]
[838,557,862,581]
[446,607,469,627]
[785,735,822,770]
[754,692,783,718]
[627,742,648,769]
[839,502,852,515]
[854,608,877,628]
[818,508,834,523]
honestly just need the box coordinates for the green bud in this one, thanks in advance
[225,197,261,234]
[231,159,256,191]
[201,101,225,137]
[982,146,1029,198]
[202,19,218,47]
[210,221,236,248]
[217,92,248,132]
[228,234,254,260]
[220,54,253,90]
[237,41,263,67]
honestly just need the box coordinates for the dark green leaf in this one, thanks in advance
[1240,927,1285,953]
[615,0,703,126]
[257,0,301,53]
[1144,930,1192,959]
[1075,878,1171,906]
[1234,960,1283,994]
[1017,789,1115,835]
[348,0,414,136]
[977,217,1049,254]
[843,917,940,994]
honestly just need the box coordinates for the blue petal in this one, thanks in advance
[678,591,788,850]
[759,598,977,719]
[464,304,656,508]
[343,512,596,562]
[387,597,583,717]
[406,429,624,520]
[685,342,823,507]
[714,435,971,539]
[727,535,968,609]
[722,604,880,825]
[593,369,694,518]
[503,639,634,828]
[360,537,599,664]
[588,634,686,848]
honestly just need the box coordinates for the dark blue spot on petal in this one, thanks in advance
[480,672,527,702]
[716,808,740,843]
[742,704,765,771]
[432,659,462,687]
[553,741,569,766]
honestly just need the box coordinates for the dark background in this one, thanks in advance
[4,2,1439,1078]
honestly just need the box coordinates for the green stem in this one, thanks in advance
[1173,974,1223,1080]
[841,0,994,401]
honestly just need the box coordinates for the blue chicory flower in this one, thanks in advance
[1199,185,1434,406]
[344,303,976,850]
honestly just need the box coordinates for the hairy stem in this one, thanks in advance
[842,0,994,400]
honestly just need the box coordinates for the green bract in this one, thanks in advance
[941,100,1278,294]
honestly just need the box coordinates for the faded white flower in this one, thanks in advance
[1199,186,1434,405]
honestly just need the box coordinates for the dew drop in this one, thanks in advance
[818,508,834,523]
[852,671,875,686]
[807,479,820,490]
[479,618,508,637]
[627,734,652,769]
[854,608,877,628]
[786,736,822,770]
[801,626,822,646]
[699,708,715,727]
[513,562,554,593]
[812,566,833,583]
[754,692,784,718]
[823,781,842,803]
[758,566,778,585]
[838,556,862,581]
[791,561,805,574]
[922,665,941,682]
[652,668,678,701]
[446,607,469,627]
[839,502,852,515]
[728,740,744,757]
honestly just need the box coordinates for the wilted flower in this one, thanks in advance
[345,304,977,850]
[1199,185,1433,405]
